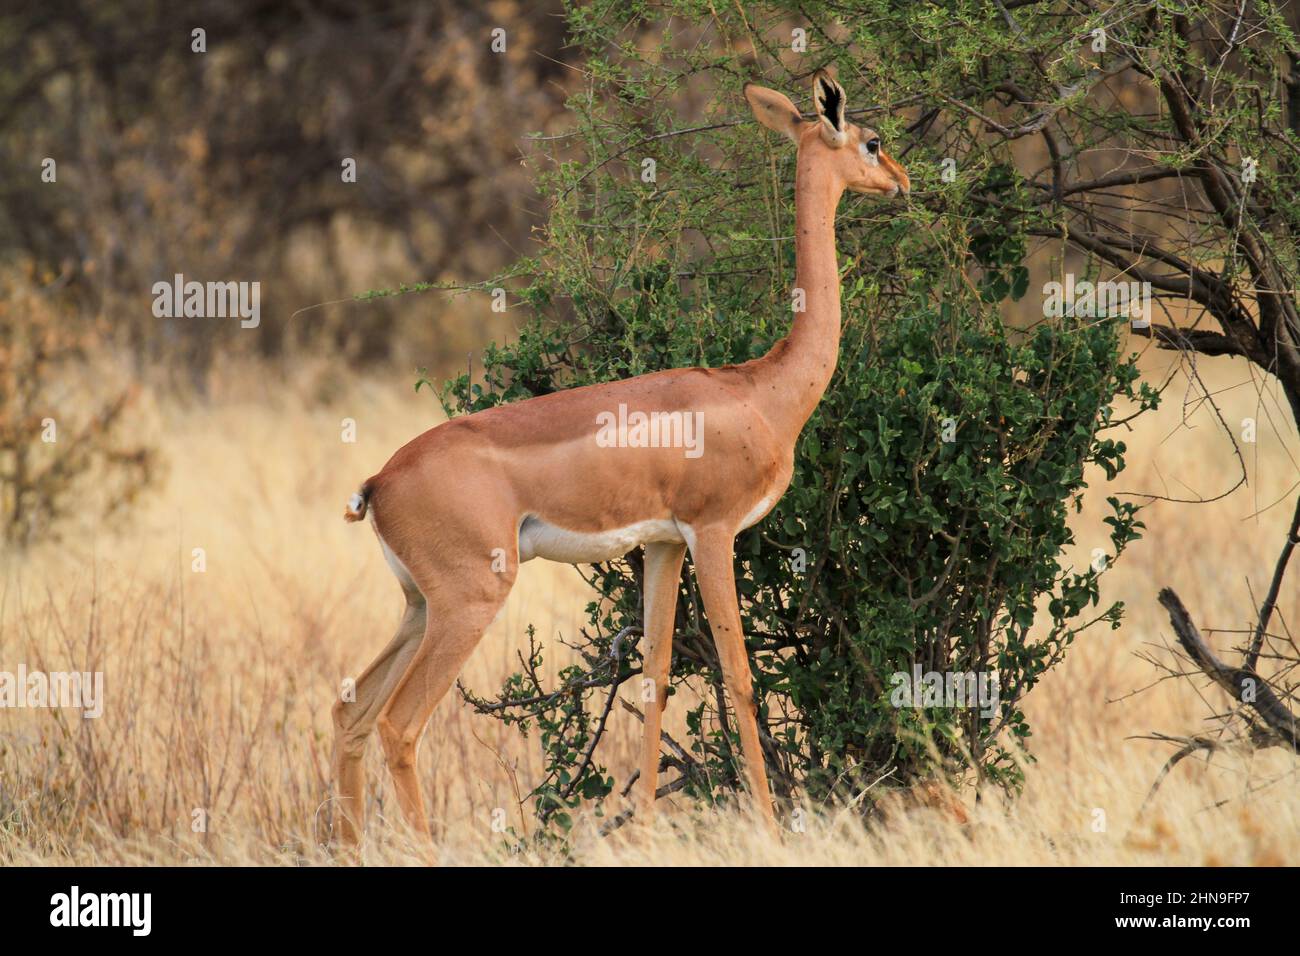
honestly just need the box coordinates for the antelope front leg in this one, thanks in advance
[636,541,687,825]
[690,528,778,833]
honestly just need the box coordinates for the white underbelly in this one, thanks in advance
[518,515,686,564]
[738,495,774,531]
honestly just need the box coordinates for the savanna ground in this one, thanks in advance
[0,334,1296,867]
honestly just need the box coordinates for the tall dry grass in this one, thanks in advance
[0,342,1296,866]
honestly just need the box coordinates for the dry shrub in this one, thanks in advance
[0,269,158,546]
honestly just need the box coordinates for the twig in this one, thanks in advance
[618,699,700,771]
[1135,733,1221,815]
[1246,494,1300,670]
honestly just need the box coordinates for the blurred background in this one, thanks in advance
[0,0,574,384]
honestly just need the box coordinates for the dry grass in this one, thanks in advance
[1,343,1297,866]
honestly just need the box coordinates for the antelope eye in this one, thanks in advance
[865,138,881,155]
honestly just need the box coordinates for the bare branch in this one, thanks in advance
[1157,588,1300,752]
[1133,324,1247,357]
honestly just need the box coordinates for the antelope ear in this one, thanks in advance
[812,69,847,148]
[744,82,804,145]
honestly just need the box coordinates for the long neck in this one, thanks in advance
[753,157,844,438]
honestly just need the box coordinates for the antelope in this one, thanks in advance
[332,70,909,849]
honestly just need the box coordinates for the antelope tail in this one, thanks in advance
[343,481,373,522]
